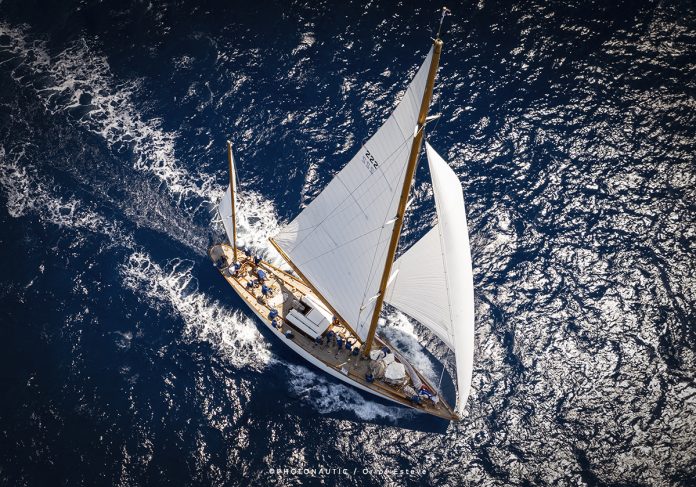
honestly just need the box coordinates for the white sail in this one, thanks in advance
[273,47,434,341]
[219,185,235,244]
[218,146,237,247]
[385,143,475,416]
[384,225,454,346]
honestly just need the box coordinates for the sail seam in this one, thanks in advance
[432,156,457,349]
[279,133,415,251]
[293,225,384,267]
[357,151,411,329]
[335,172,368,219]
[391,81,417,145]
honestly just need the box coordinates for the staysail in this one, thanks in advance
[273,48,434,341]
[384,143,475,416]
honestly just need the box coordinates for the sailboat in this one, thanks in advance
[209,11,474,421]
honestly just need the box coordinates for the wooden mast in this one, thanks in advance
[362,37,443,356]
[227,141,238,262]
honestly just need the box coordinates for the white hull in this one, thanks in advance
[209,244,458,420]
[242,297,400,406]
[214,31,469,420]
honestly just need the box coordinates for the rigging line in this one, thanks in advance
[437,348,449,393]
[430,80,444,136]
[280,130,416,250]
[433,166,458,360]
[358,151,410,318]
[276,57,432,248]
[438,234,456,349]
[234,159,242,200]
[423,86,443,144]
[358,123,427,324]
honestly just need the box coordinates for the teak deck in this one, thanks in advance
[209,243,458,421]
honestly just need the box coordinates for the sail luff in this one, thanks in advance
[362,38,444,356]
[427,143,474,417]
[384,225,455,348]
[383,143,475,417]
[227,141,238,262]
[273,45,436,342]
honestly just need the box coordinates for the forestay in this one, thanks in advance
[384,143,475,415]
[273,48,434,341]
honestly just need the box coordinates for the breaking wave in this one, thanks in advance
[285,363,412,422]
[0,144,134,247]
[119,249,409,419]
[210,186,287,267]
[381,310,441,385]
[0,22,215,204]
[120,251,272,370]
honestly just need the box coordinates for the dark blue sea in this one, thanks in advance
[1,1,694,485]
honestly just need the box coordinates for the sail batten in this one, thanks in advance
[273,48,434,342]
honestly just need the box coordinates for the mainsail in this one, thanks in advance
[384,143,475,416]
[273,48,434,341]
[218,144,238,248]
[219,184,235,244]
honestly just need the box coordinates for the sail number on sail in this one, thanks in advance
[361,148,379,174]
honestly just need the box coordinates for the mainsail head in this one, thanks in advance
[385,143,475,417]
[273,48,434,341]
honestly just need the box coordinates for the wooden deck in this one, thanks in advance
[209,243,459,421]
